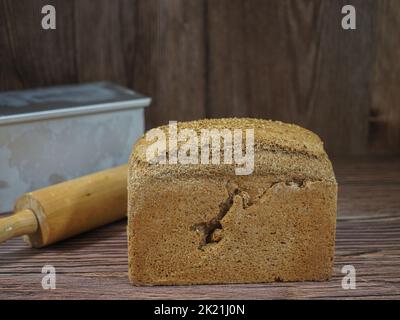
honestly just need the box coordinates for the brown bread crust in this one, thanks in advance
[128,118,337,285]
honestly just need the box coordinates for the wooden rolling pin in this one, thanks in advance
[0,165,127,247]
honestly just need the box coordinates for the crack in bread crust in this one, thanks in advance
[190,178,319,250]
[191,181,252,249]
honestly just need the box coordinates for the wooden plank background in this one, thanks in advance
[0,0,399,156]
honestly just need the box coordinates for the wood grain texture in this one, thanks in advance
[369,0,400,154]
[0,0,400,155]
[0,157,399,299]
[143,0,207,129]
[74,0,127,84]
[0,0,76,89]
[206,0,375,155]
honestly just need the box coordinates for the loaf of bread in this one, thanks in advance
[128,118,337,285]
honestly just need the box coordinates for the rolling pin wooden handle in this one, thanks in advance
[0,209,38,244]
[0,164,128,247]
[13,164,128,248]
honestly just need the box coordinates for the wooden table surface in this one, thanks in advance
[1,157,399,300]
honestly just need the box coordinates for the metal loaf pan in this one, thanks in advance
[0,82,151,212]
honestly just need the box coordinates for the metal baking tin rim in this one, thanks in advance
[0,98,151,126]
